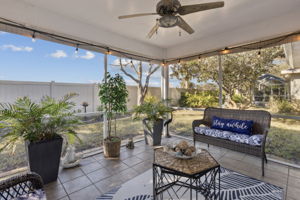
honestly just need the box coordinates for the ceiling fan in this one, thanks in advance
[118,0,224,38]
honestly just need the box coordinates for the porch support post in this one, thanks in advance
[161,65,165,101]
[163,65,169,103]
[103,54,108,139]
[161,64,170,137]
[218,55,223,108]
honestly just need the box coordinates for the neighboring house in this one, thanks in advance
[254,74,288,103]
[282,42,300,100]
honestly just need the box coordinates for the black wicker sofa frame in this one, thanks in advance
[192,107,271,176]
[0,172,43,200]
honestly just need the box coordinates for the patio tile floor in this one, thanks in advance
[44,135,300,200]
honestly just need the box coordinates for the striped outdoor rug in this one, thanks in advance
[97,167,283,200]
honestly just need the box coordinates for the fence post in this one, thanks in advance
[50,81,55,98]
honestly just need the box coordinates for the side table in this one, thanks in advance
[153,148,220,200]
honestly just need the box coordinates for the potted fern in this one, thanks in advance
[133,97,173,146]
[98,73,128,158]
[0,93,81,184]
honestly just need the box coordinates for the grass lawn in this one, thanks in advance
[0,110,299,174]
[74,116,144,152]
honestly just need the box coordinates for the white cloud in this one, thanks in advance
[82,51,95,60]
[75,51,95,60]
[50,50,67,58]
[112,58,139,66]
[1,44,33,52]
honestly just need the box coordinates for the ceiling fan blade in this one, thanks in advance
[178,1,224,15]
[118,13,157,19]
[147,23,160,38]
[177,16,194,34]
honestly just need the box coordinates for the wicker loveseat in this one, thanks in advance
[192,107,271,176]
[0,172,44,200]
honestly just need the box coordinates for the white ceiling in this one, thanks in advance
[1,0,300,60]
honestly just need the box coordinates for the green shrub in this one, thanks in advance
[179,91,219,108]
[270,98,295,114]
[278,100,294,113]
[232,94,247,104]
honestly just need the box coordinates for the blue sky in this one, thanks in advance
[0,31,175,87]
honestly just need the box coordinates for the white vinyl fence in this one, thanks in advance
[0,80,182,112]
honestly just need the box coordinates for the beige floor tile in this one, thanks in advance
[69,185,101,200]
[44,183,67,200]
[63,175,92,194]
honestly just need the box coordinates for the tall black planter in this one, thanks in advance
[26,136,63,184]
[143,118,163,146]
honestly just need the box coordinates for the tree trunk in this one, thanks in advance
[137,86,145,105]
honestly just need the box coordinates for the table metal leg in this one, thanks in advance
[190,178,192,200]
[218,166,221,200]
[153,166,156,200]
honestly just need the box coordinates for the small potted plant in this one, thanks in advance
[98,73,128,158]
[133,97,173,146]
[0,93,81,184]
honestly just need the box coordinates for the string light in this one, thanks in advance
[178,59,181,64]
[31,31,36,42]
[130,59,133,64]
[106,48,112,55]
[221,47,230,54]
[198,56,201,62]
[258,49,261,57]
[75,44,79,54]
[3,17,300,64]
[161,61,165,66]
[294,34,300,42]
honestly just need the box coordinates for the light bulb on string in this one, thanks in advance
[106,48,112,55]
[221,47,230,54]
[198,56,201,62]
[31,31,36,42]
[75,44,79,54]
[258,49,261,57]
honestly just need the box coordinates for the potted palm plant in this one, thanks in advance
[133,97,173,146]
[0,93,81,184]
[98,73,128,158]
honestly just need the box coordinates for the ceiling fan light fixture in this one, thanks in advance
[159,15,178,28]
[118,0,224,39]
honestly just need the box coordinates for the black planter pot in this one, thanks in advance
[143,118,164,146]
[26,136,63,184]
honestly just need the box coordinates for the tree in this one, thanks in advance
[98,73,128,139]
[171,46,284,104]
[113,59,160,105]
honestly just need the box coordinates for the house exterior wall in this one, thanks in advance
[290,74,300,100]
[0,80,182,112]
